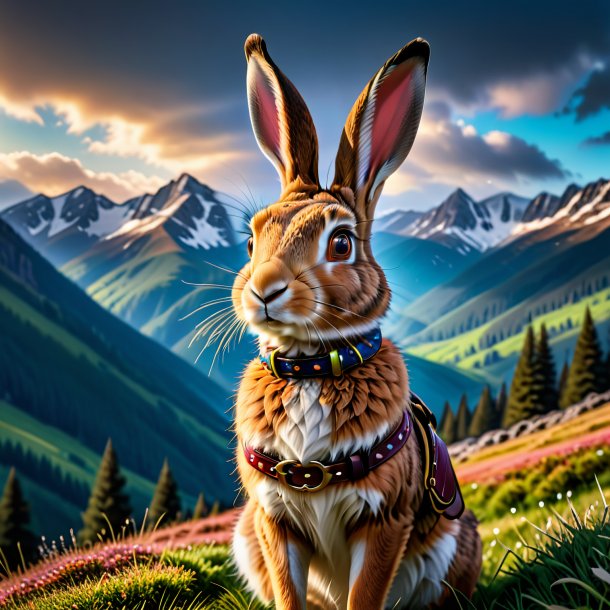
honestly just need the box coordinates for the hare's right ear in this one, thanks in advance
[332,38,429,221]
[245,34,319,193]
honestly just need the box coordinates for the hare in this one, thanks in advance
[231,33,482,610]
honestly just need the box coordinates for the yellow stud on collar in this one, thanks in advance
[329,349,342,376]
[269,348,280,377]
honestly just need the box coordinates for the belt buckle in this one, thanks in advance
[275,459,333,492]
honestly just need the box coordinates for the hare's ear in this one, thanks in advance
[245,34,319,193]
[332,38,429,218]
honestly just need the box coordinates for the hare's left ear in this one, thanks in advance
[332,38,429,219]
[245,34,319,194]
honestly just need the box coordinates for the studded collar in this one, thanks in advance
[259,327,382,378]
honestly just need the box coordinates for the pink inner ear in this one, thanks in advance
[252,63,281,158]
[369,61,415,178]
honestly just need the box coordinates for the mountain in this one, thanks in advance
[0,179,32,211]
[403,188,530,252]
[0,219,235,537]
[391,178,610,390]
[514,178,610,236]
[404,353,487,415]
[3,174,252,390]
[2,186,137,265]
[374,209,423,234]
[2,173,238,266]
[373,231,482,317]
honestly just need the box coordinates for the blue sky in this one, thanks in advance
[0,0,608,212]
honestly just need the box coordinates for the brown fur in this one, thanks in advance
[231,33,482,609]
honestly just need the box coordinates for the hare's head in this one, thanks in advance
[233,34,429,355]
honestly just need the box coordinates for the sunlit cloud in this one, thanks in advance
[0,89,250,179]
[382,102,568,200]
[0,151,166,201]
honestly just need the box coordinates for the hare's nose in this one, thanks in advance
[250,284,288,305]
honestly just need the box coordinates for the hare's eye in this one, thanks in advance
[327,230,352,261]
[247,237,254,257]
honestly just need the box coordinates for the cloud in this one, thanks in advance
[0,1,608,168]
[581,131,610,147]
[483,58,594,118]
[384,102,568,199]
[0,1,605,210]
[0,151,166,201]
[565,65,610,121]
[0,92,251,177]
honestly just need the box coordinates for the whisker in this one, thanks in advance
[315,306,367,340]
[307,316,328,351]
[192,305,235,330]
[202,260,249,282]
[202,314,237,351]
[180,280,236,290]
[189,307,235,346]
[306,283,346,291]
[305,297,367,320]
[304,319,313,349]
[208,315,243,373]
[195,313,238,362]
[194,316,236,348]
[179,297,234,321]
[311,309,357,348]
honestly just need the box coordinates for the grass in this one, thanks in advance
[472,485,610,610]
[1,482,608,609]
[473,470,610,584]
[0,542,267,610]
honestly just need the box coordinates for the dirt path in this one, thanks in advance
[455,426,610,484]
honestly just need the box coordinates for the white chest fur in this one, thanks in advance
[253,379,386,558]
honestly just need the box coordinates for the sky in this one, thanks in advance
[0,0,609,213]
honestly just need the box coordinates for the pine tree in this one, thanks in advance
[192,492,207,520]
[504,326,538,427]
[455,394,471,441]
[148,459,181,529]
[78,440,131,545]
[558,359,570,405]
[561,307,605,408]
[439,401,456,444]
[0,468,37,571]
[208,500,220,517]
[495,382,507,429]
[533,323,558,413]
[469,386,495,437]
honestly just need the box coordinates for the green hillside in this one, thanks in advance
[0,221,236,538]
[62,222,252,390]
[406,287,610,388]
[403,352,487,414]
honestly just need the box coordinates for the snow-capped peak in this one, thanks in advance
[402,188,529,252]
[512,179,610,236]
[1,186,135,241]
[1,174,238,254]
[105,174,236,251]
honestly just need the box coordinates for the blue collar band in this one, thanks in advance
[259,328,382,378]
